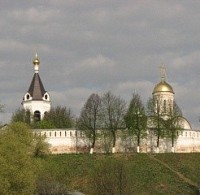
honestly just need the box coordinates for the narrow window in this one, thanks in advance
[163,100,166,113]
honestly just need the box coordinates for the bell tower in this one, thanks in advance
[152,65,174,116]
[22,53,51,121]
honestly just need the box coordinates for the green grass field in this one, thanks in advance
[39,153,200,194]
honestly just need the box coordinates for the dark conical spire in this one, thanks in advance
[26,53,46,100]
[28,73,46,100]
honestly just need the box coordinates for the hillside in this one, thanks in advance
[39,153,200,195]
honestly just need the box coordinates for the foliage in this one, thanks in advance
[32,120,55,129]
[0,122,39,194]
[125,93,147,151]
[43,106,74,128]
[36,173,69,195]
[33,134,50,157]
[11,108,31,124]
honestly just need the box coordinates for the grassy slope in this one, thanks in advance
[40,153,200,195]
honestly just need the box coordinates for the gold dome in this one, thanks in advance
[33,52,40,65]
[153,81,174,94]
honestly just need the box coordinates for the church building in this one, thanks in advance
[22,53,51,121]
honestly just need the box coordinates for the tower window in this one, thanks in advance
[34,111,41,121]
[45,94,48,100]
[26,94,30,100]
[163,100,166,113]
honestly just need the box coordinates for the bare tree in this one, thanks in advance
[78,93,101,154]
[164,101,183,153]
[125,93,147,153]
[100,91,126,153]
[146,97,166,153]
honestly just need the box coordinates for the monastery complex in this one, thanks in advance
[22,54,200,154]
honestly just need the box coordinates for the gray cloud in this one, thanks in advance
[0,1,200,128]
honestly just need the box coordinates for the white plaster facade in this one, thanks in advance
[22,53,51,120]
[23,99,51,120]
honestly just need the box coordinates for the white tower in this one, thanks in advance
[22,53,51,121]
[152,65,174,116]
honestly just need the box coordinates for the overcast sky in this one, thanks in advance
[0,0,200,128]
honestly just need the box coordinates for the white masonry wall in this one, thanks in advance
[34,128,200,154]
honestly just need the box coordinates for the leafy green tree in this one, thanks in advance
[78,93,101,154]
[125,93,147,153]
[100,91,126,153]
[0,122,39,194]
[33,134,50,157]
[11,108,31,124]
[43,106,74,128]
[32,120,55,129]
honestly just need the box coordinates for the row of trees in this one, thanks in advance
[78,91,184,154]
[10,91,183,154]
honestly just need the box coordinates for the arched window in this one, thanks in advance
[26,94,30,100]
[34,111,41,121]
[163,100,167,113]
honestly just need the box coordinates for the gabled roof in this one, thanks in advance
[28,73,46,100]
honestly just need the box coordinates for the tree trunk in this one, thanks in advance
[90,147,94,154]
[90,130,96,154]
[137,146,140,153]
[137,135,140,153]
[111,130,116,153]
[156,134,160,153]
[171,132,175,153]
